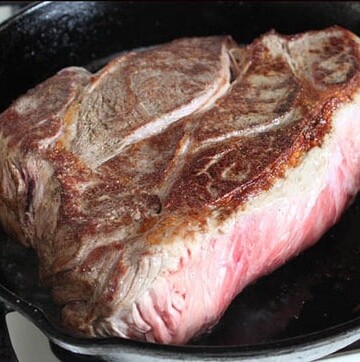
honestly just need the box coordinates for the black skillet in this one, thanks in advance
[1,2,360,361]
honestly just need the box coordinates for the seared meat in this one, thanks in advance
[0,27,359,344]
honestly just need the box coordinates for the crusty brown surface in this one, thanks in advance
[1,26,360,339]
[71,36,235,167]
[163,29,360,212]
[54,27,360,302]
[0,35,234,279]
[73,26,360,246]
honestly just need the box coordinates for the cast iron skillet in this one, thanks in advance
[1,2,360,361]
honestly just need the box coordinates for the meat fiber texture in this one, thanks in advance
[0,26,360,344]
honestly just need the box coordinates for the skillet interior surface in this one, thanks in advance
[1,1,360,360]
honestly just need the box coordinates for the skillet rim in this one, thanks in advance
[0,1,360,359]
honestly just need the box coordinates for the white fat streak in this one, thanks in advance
[36,127,64,149]
[195,55,232,113]
[86,53,137,94]
[155,136,193,200]
[196,148,232,177]
[196,107,299,152]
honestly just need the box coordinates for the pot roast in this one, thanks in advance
[0,26,359,344]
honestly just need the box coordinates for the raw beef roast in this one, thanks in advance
[0,26,360,344]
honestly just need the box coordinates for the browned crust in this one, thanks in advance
[46,27,360,249]
[145,26,360,242]
[2,28,359,255]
